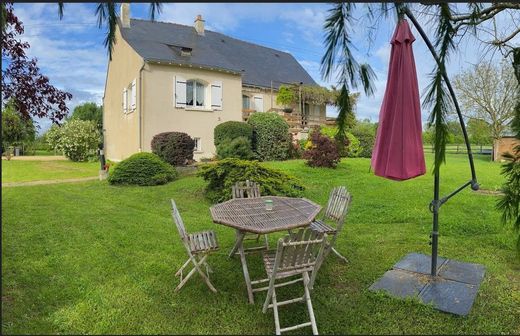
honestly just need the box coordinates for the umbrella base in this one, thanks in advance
[369,253,485,316]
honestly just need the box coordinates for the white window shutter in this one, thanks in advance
[123,88,128,114]
[174,75,187,108]
[253,95,264,112]
[211,81,222,110]
[131,79,136,110]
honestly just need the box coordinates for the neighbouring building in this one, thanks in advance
[103,4,326,161]
[493,136,519,161]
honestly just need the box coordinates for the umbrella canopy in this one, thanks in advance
[371,19,426,181]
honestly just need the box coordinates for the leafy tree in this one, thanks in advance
[446,120,465,144]
[1,100,35,157]
[467,119,492,146]
[453,61,518,140]
[69,102,103,133]
[321,3,520,173]
[1,3,72,123]
[46,120,101,162]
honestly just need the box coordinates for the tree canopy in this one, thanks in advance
[69,102,103,132]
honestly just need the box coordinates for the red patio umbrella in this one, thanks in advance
[371,19,426,181]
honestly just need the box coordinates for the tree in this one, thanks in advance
[1,3,72,123]
[69,102,103,133]
[497,48,520,252]
[321,3,520,173]
[1,100,36,158]
[467,119,492,146]
[453,61,518,140]
[446,120,465,144]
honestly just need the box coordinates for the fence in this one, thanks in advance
[423,144,493,155]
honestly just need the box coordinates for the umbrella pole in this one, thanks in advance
[403,7,479,276]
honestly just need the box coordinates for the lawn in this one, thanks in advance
[2,154,519,334]
[2,160,99,183]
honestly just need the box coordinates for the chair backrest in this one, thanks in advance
[323,186,352,230]
[273,228,327,287]
[170,199,188,241]
[232,180,261,199]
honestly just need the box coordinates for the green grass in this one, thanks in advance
[2,154,519,334]
[2,160,99,183]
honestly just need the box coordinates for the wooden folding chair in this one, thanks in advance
[252,228,328,335]
[170,199,219,293]
[231,180,269,253]
[310,186,352,263]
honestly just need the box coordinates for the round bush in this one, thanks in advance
[216,136,255,160]
[151,132,195,166]
[247,112,290,161]
[108,152,177,186]
[214,121,253,146]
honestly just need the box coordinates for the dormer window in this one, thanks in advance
[181,47,192,57]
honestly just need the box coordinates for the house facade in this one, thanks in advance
[103,5,325,161]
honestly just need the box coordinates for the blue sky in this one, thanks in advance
[11,3,518,133]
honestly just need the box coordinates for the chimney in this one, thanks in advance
[120,3,130,28]
[194,15,205,36]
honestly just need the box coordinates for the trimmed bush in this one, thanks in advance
[151,132,195,166]
[214,121,253,146]
[247,112,290,161]
[216,136,255,160]
[303,131,341,168]
[198,158,305,203]
[108,152,177,186]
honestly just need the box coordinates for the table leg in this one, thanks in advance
[228,229,243,258]
[235,230,255,304]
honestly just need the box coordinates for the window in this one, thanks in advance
[242,95,251,110]
[253,95,264,112]
[193,137,202,152]
[122,79,136,114]
[186,80,205,107]
[174,76,222,110]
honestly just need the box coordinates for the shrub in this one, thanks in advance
[108,152,177,186]
[198,158,305,203]
[46,119,100,162]
[247,112,290,161]
[303,131,341,168]
[214,121,253,146]
[352,129,376,158]
[151,132,195,166]
[216,136,255,160]
[319,126,360,157]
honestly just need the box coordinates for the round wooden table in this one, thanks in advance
[210,196,321,303]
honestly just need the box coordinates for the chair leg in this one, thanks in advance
[175,258,192,277]
[192,255,218,293]
[331,247,349,263]
[263,234,269,250]
[303,272,319,335]
[272,288,281,335]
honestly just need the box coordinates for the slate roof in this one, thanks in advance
[119,19,317,89]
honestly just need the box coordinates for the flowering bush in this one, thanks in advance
[46,119,100,161]
[303,131,341,168]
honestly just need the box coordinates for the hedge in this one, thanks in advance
[214,121,253,146]
[247,112,290,161]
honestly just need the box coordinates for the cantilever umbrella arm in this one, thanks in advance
[401,7,480,276]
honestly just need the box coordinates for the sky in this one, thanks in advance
[10,3,519,133]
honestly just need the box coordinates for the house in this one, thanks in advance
[103,4,326,161]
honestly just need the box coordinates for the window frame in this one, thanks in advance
[193,137,202,152]
[186,79,207,109]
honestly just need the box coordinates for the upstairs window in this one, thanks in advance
[174,76,222,110]
[186,80,205,107]
[242,95,251,110]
